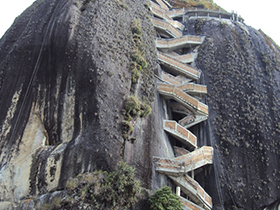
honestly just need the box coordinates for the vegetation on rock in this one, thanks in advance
[149,186,183,210]
[122,96,151,141]
[168,0,225,11]
[42,161,141,209]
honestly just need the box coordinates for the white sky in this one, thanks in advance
[0,0,279,45]
[214,0,280,46]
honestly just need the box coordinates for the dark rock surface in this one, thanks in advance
[0,0,280,209]
[0,0,173,208]
[185,18,280,210]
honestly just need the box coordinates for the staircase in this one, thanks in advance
[149,0,214,209]
[158,84,208,116]
[166,8,185,18]
[154,146,213,176]
[158,52,200,80]
[151,17,183,38]
[156,36,204,51]
[165,51,196,63]
[164,120,197,149]
[170,175,212,210]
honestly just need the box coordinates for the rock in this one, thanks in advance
[186,18,280,209]
[0,0,279,209]
[0,0,168,208]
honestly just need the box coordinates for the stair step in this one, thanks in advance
[180,196,206,210]
[158,52,200,80]
[166,8,185,18]
[150,1,171,18]
[174,146,190,157]
[151,17,182,38]
[155,0,170,11]
[178,83,207,95]
[164,120,197,149]
[179,114,208,128]
[154,146,213,176]
[156,36,204,51]
[169,175,212,210]
[158,83,208,116]
[167,52,196,63]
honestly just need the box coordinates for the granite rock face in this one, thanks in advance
[185,18,280,209]
[0,0,280,209]
[0,0,172,208]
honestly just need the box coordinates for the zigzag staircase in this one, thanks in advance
[149,0,213,209]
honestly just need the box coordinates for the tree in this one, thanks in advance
[149,186,183,210]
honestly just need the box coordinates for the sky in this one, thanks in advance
[214,0,280,46]
[0,0,279,45]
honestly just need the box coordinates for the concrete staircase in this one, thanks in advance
[150,0,213,209]
[164,120,197,149]
[154,146,213,176]
[161,72,207,94]
[165,51,196,64]
[170,175,212,210]
[156,36,204,51]
[151,17,183,38]
[158,84,208,116]
[150,2,185,30]
[166,8,185,18]
[158,52,200,80]
[180,196,206,210]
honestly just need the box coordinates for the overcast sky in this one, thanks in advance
[0,0,279,45]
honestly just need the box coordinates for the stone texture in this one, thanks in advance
[0,0,172,208]
[0,0,279,209]
[185,18,280,210]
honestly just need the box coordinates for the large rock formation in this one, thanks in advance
[0,0,279,209]
[0,0,172,208]
[187,18,280,209]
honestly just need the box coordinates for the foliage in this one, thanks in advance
[130,18,148,85]
[122,120,134,139]
[171,0,225,11]
[62,161,141,209]
[140,102,152,117]
[149,186,183,210]
[123,96,151,120]
[124,96,139,115]
[122,96,151,141]
[132,19,142,36]
[131,50,148,69]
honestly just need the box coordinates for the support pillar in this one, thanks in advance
[176,186,181,197]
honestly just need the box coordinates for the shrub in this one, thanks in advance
[122,96,152,140]
[132,19,142,36]
[124,96,139,114]
[122,120,134,136]
[149,186,183,210]
[140,103,151,118]
[100,161,141,207]
[131,51,147,69]
[131,62,140,84]
[64,161,140,209]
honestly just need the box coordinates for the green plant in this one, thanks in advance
[140,103,152,117]
[149,186,183,210]
[64,161,140,209]
[124,96,139,115]
[100,161,141,207]
[122,120,134,136]
[261,52,269,66]
[131,50,148,69]
[132,19,142,36]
